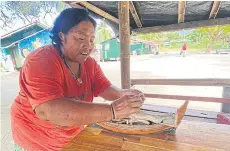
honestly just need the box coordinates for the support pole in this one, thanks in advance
[118,1,130,89]
[221,87,230,113]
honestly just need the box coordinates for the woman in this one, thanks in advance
[180,42,187,57]
[11,8,145,151]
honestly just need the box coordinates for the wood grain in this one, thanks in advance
[63,121,230,151]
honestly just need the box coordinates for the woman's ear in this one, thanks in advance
[59,32,65,43]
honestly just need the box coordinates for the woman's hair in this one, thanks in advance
[50,8,97,54]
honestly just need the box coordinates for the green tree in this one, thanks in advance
[95,21,113,44]
[199,25,230,51]
[185,29,206,44]
[0,1,69,32]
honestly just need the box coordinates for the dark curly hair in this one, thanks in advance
[50,8,97,55]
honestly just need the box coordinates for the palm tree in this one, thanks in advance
[95,21,113,44]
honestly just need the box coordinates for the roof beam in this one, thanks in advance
[209,1,221,19]
[129,1,142,28]
[68,1,119,24]
[178,1,186,23]
[67,2,84,9]
[133,17,230,33]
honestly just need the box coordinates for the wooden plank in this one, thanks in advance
[170,121,230,150]
[77,127,103,136]
[68,1,119,24]
[144,93,230,104]
[140,137,223,151]
[63,141,120,151]
[64,121,230,151]
[69,3,84,9]
[141,104,218,119]
[133,17,230,33]
[119,1,131,89]
[221,87,230,113]
[142,121,230,150]
[100,131,141,143]
[67,131,124,151]
[131,79,230,86]
[121,141,169,151]
[64,1,84,9]
[80,1,119,24]
[178,1,186,23]
[209,1,221,19]
[129,1,142,28]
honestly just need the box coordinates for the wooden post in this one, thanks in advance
[221,87,230,113]
[118,1,131,89]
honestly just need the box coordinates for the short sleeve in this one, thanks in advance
[92,61,111,97]
[20,50,64,109]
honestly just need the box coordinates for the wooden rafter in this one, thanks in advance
[133,17,230,33]
[68,2,84,9]
[209,1,221,19]
[68,1,119,24]
[178,1,186,23]
[129,1,142,28]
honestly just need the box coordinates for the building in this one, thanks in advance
[1,22,51,71]
[100,38,157,61]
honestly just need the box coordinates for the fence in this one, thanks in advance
[131,78,230,113]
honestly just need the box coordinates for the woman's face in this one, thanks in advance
[60,21,95,64]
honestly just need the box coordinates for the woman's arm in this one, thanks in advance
[98,85,124,101]
[99,85,145,102]
[35,94,143,127]
[35,98,112,127]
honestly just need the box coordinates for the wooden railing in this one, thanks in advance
[131,79,230,113]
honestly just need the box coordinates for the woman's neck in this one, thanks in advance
[60,46,80,73]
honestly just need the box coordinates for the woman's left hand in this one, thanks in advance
[121,89,145,103]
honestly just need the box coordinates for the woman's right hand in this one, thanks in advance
[111,94,143,120]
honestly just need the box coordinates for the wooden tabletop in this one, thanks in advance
[63,121,230,151]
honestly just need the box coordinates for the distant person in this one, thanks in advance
[180,43,187,57]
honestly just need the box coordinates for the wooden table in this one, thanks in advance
[63,121,230,151]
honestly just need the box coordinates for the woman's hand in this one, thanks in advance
[121,89,145,103]
[111,94,143,120]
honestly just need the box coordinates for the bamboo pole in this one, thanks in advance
[119,1,131,89]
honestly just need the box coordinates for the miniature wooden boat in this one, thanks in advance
[97,101,189,134]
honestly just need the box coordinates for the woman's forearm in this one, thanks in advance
[35,98,112,127]
[99,85,124,101]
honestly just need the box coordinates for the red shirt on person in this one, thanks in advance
[11,45,111,151]
[182,44,187,51]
